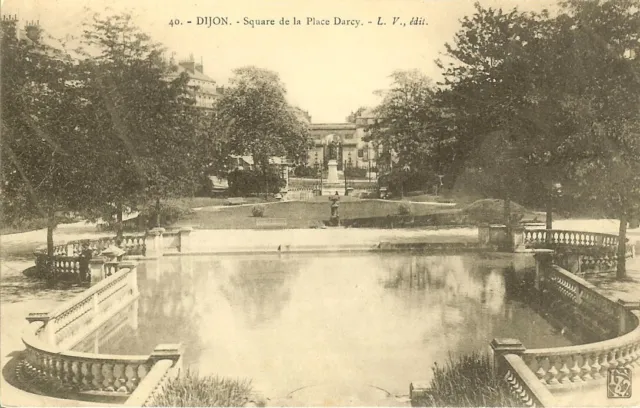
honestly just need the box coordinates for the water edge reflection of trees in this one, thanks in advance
[216,258,302,327]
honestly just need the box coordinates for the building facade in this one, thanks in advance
[165,55,223,110]
[305,109,380,171]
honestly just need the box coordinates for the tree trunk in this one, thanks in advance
[546,200,553,230]
[503,195,511,227]
[617,212,628,279]
[47,208,55,281]
[155,197,161,228]
[504,194,512,251]
[116,204,124,244]
[264,167,269,200]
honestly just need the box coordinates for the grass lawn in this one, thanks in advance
[165,196,272,208]
[399,194,454,203]
[0,216,79,236]
[175,199,457,229]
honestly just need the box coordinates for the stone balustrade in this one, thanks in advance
[32,227,193,283]
[27,263,139,349]
[542,265,625,339]
[123,359,176,407]
[524,229,619,249]
[488,252,640,405]
[491,339,557,407]
[479,226,634,275]
[20,263,184,401]
[523,260,640,389]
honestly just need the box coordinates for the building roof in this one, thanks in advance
[166,65,218,83]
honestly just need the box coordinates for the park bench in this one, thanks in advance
[255,218,288,228]
[226,197,247,206]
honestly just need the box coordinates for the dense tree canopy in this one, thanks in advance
[1,19,105,257]
[76,12,202,231]
[212,66,311,169]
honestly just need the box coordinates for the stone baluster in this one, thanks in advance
[491,338,526,375]
[89,258,106,283]
[511,225,526,252]
[533,250,554,293]
[145,228,165,258]
[149,343,184,375]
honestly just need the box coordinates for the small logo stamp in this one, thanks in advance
[608,367,632,399]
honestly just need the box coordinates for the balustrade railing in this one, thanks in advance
[22,327,151,395]
[500,354,557,407]
[124,359,175,407]
[522,264,640,388]
[495,256,640,398]
[20,263,182,400]
[46,264,138,349]
[524,229,619,249]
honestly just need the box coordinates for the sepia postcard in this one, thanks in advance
[1,0,639,407]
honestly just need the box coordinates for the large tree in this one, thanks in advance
[212,66,310,196]
[76,12,201,232]
[364,70,453,196]
[548,0,640,277]
[1,19,103,264]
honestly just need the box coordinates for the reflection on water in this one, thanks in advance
[82,253,573,398]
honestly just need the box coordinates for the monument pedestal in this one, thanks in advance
[327,159,339,184]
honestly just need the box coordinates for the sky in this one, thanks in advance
[3,0,558,123]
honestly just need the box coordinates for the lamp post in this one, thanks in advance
[344,159,348,196]
[316,162,322,196]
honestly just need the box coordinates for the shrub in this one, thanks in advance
[227,168,286,196]
[152,372,257,407]
[415,353,524,407]
[251,205,265,217]
[138,201,194,228]
[344,167,367,178]
[397,203,412,216]
[463,199,526,225]
[293,165,318,178]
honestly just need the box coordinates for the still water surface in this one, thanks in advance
[80,253,573,398]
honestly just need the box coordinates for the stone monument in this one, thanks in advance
[326,141,339,184]
[327,160,339,184]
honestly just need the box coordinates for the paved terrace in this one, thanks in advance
[1,218,639,406]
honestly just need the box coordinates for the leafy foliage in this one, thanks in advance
[137,200,194,228]
[416,353,524,407]
[1,18,106,257]
[152,371,257,407]
[251,205,265,218]
[76,12,203,218]
[227,168,285,196]
[463,199,526,225]
[212,66,311,170]
[365,70,444,177]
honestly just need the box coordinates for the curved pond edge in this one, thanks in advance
[22,225,637,407]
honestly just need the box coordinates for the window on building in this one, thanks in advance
[358,149,364,158]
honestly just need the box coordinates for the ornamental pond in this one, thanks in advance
[73,253,574,401]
